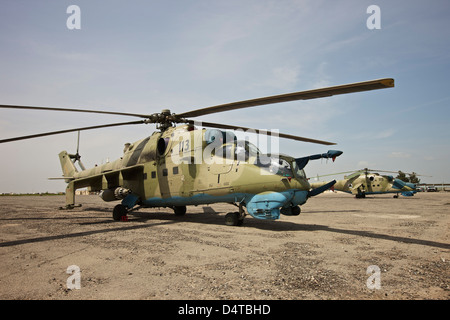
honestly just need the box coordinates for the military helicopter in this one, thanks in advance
[310,168,420,198]
[0,78,394,225]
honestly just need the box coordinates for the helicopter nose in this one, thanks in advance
[405,182,416,191]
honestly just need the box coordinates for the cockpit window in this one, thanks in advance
[214,140,261,161]
[213,140,305,179]
[256,156,294,177]
[291,160,306,179]
[216,144,234,160]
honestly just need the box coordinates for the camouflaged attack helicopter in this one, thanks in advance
[0,78,394,225]
[310,168,420,198]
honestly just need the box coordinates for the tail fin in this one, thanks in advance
[58,151,78,181]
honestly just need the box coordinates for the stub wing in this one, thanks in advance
[71,164,144,190]
[63,164,144,208]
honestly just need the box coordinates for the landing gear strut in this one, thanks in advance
[355,191,366,198]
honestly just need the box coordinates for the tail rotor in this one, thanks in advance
[68,131,86,171]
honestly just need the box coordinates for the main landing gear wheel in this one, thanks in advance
[291,205,301,216]
[113,204,128,221]
[173,205,187,216]
[225,212,244,226]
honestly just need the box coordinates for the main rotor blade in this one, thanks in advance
[311,170,360,179]
[178,78,394,118]
[367,169,431,177]
[0,104,150,118]
[365,168,400,174]
[0,120,146,144]
[189,120,335,145]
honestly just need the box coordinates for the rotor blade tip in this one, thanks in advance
[381,78,395,87]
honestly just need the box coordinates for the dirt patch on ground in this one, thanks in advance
[0,192,448,300]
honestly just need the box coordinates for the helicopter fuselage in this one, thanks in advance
[60,125,324,221]
[331,173,416,196]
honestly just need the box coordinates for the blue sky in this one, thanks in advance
[0,0,449,193]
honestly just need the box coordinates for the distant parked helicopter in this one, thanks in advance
[0,78,394,225]
[311,168,419,198]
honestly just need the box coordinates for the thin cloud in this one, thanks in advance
[376,129,396,139]
[389,151,411,158]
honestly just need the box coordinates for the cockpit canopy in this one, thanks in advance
[213,139,306,179]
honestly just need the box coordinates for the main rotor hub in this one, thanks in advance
[146,109,188,132]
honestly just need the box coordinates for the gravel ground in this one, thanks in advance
[0,191,448,300]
